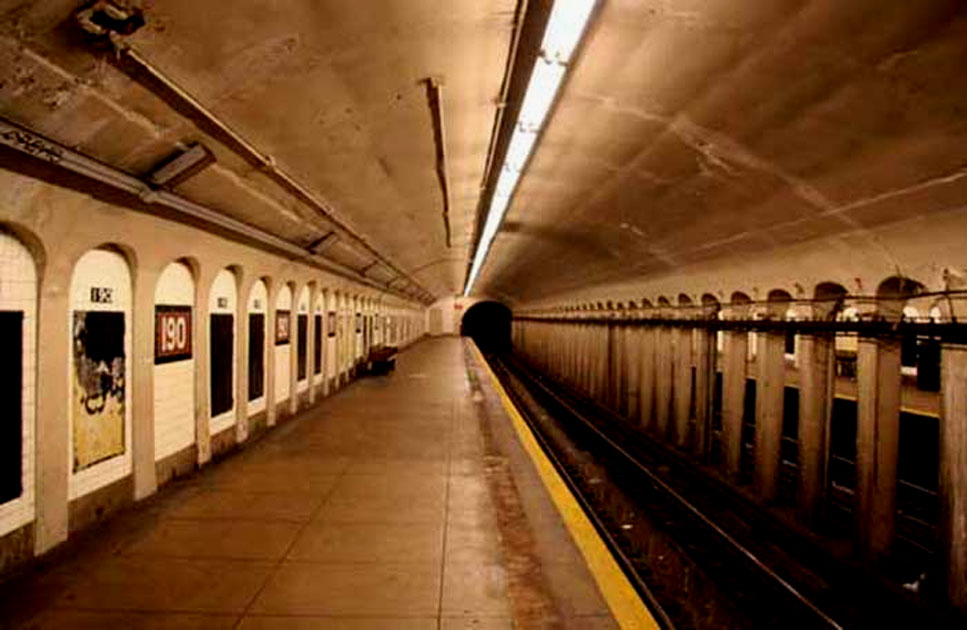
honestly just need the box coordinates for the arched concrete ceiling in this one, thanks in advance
[1,1,966,305]
[0,0,515,300]
[478,0,967,302]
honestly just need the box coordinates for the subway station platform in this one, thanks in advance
[0,338,618,629]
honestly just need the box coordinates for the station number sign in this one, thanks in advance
[155,305,192,364]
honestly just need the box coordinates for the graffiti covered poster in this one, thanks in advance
[72,311,126,471]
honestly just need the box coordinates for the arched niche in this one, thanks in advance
[274,284,293,406]
[246,279,268,417]
[208,268,238,435]
[877,276,925,321]
[153,260,196,464]
[0,232,39,538]
[68,247,133,501]
[814,282,848,320]
[296,285,310,393]
[313,288,326,386]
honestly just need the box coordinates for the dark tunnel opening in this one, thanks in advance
[461,301,512,354]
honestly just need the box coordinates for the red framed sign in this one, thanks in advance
[275,310,291,345]
[155,305,192,364]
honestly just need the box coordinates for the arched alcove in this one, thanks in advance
[153,260,196,464]
[460,301,512,353]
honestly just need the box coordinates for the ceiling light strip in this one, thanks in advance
[463,0,597,296]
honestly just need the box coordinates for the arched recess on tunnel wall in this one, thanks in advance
[461,301,512,354]
[0,231,38,539]
[208,268,238,436]
[68,247,133,501]
[274,283,293,407]
[153,260,196,466]
[325,290,338,389]
[296,285,310,394]
[246,278,268,417]
[313,289,325,387]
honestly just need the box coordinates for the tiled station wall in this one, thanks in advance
[0,168,427,574]
[296,286,310,395]
[209,268,238,436]
[153,262,196,463]
[68,249,133,502]
[0,234,36,540]
[274,284,292,407]
[247,279,268,418]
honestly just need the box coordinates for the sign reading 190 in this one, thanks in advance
[155,305,193,363]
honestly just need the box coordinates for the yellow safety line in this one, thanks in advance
[470,343,660,630]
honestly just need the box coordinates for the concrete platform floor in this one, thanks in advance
[0,337,616,629]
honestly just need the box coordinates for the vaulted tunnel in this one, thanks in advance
[461,300,512,354]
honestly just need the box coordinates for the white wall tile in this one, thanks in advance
[153,261,195,461]
[0,233,36,537]
[68,249,132,501]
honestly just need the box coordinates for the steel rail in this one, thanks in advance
[494,353,846,630]
[488,355,676,630]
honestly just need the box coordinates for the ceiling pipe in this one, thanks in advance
[0,117,430,303]
[104,40,433,301]
[422,77,453,249]
[479,0,530,195]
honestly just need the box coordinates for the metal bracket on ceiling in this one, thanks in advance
[421,77,452,249]
[75,1,145,40]
[307,231,339,254]
[70,2,433,303]
[148,143,216,189]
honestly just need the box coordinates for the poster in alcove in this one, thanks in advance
[276,310,291,345]
[72,310,125,471]
[0,311,23,503]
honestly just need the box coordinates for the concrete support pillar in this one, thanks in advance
[235,278,252,443]
[940,340,967,612]
[692,327,714,459]
[626,320,641,419]
[673,326,693,447]
[855,335,901,560]
[754,330,786,500]
[639,324,657,429]
[655,324,673,438]
[593,322,607,402]
[566,319,576,387]
[132,266,159,500]
[34,260,71,554]
[797,334,833,525]
[721,329,748,478]
[614,323,628,414]
[194,267,214,464]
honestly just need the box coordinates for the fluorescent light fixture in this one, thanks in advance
[463,0,597,296]
[517,58,565,129]
[503,129,537,173]
[541,0,597,62]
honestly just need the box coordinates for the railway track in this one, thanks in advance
[485,352,958,629]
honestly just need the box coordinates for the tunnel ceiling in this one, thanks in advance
[0,0,515,300]
[2,2,967,305]
[479,0,967,303]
